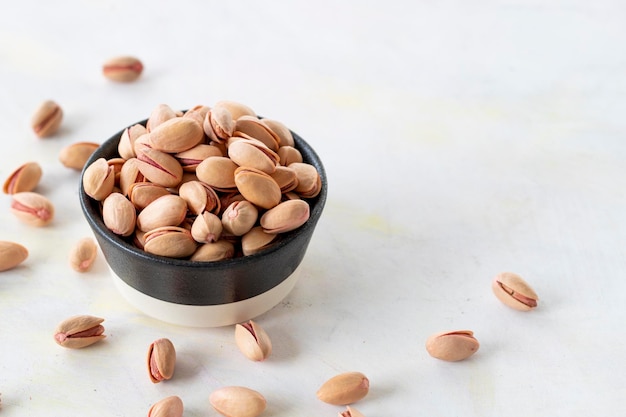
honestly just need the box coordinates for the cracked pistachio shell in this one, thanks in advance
[234,167,282,209]
[10,191,55,227]
[277,145,302,166]
[3,161,42,194]
[190,240,235,262]
[426,330,479,361]
[228,138,279,174]
[133,133,152,158]
[183,105,211,126]
[317,372,370,405]
[221,200,258,236]
[270,166,298,193]
[59,142,99,170]
[492,272,538,311]
[289,162,322,198]
[83,158,115,201]
[118,123,147,159]
[208,105,234,142]
[0,241,29,272]
[137,194,188,232]
[191,211,223,243]
[209,386,266,417]
[339,406,365,417]
[147,338,176,383]
[102,192,137,236]
[178,180,220,215]
[146,104,179,132]
[235,320,272,361]
[136,148,183,188]
[31,100,63,138]
[234,115,280,152]
[175,143,223,171]
[149,116,204,153]
[241,226,278,256]
[144,226,197,258]
[260,199,309,234]
[53,315,105,349]
[119,158,145,196]
[196,156,238,191]
[148,396,184,417]
[128,182,170,210]
[69,237,98,272]
[261,118,294,147]
[214,100,256,120]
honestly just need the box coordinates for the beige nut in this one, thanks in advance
[425,330,479,362]
[83,157,115,201]
[277,145,302,166]
[119,158,145,196]
[136,194,188,232]
[213,100,256,120]
[235,320,272,361]
[59,142,99,170]
[207,105,234,142]
[3,161,42,194]
[10,191,54,227]
[144,226,197,258]
[0,241,29,272]
[102,55,143,82]
[190,240,235,262]
[339,406,366,417]
[241,227,278,256]
[54,315,105,349]
[227,138,279,174]
[196,156,238,191]
[149,116,204,153]
[492,272,538,311]
[118,124,147,159]
[261,118,294,147]
[31,100,63,138]
[317,372,370,405]
[178,180,220,216]
[69,237,98,272]
[102,192,137,236]
[146,104,179,132]
[234,115,280,151]
[270,166,298,193]
[147,338,176,383]
[234,167,282,209]
[260,199,310,234]
[136,148,183,188]
[209,386,266,417]
[148,395,183,417]
[222,200,258,236]
[128,182,170,210]
[175,143,223,172]
[289,162,322,198]
[190,211,223,244]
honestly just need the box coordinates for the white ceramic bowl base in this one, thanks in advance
[110,265,302,327]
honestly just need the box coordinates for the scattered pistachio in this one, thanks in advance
[31,100,63,138]
[10,191,54,227]
[148,395,183,417]
[425,330,479,362]
[0,241,28,272]
[340,406,366,417]
[235,320,272,361]
[59,142,99,170]
[147,338,176,383]
[102,56,143,82]
[492,272,539,311]
[68,237,98,272]
[316,372,370,405]
[54,315,105,349]
[209,386,266,417]
[2,161,42,194]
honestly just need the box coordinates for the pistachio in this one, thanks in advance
[261,119,294,147]
[207,105,235,141]
[234,115,280,151]
[339,406,365,417]
[83,157,115,201]
[492,272,538,311]
[178,180,220,215]
[260,199,310,234]
[317,372,370,405]
[209,386,266,417]
[196,156,238,191]
[0,241,28,272]
[3,161,42,194]
[10,191,54,227]
[183,105,211,126]
[277,145,302,166]
[227,138,279,174]
[269,166,298,193]
[241,227,278,256]
[213,100,257,120]
[119,158,145,196]
[148,395,183,417]
[222,200,258,236]
[102,192,137,236]
[136,194,187,232]
[234,167,282,209]
[136,148,183,188]
[53,315,105,349]
[425,330,479,361]
[147,338,176,383]
[128,182,170,210]
[289,162,322,198]
[235,320,272,361]
[69,237,98,272]
[118,124,147,159]
[146,104,179,132]
[175,144,223,172]
[191,211,223,243]
[144,226,197,258]
[59,141,99,170]
[149,117,204,153]
[102,55,143,82]
[190,240,235,262]
[31,100,63,138]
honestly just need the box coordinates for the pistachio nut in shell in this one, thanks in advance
[207,105,234,141]
[425,330,479,362]
[241,227,278,256]
[149,116,204,153]
[227,138,279,174]
[69,237,98,272]
[10,191,54,227]
[196,156,238,191]
[178,180,220,215]
[83,157,115,201]
[118,123,147,159]
[261,118,294,147]
[148,395,183,417]
[260,199,310,234]
[102,192,137,236]
[289,162,322,198]
[147,338,176,383]
[175,143,223,171]
[222,200,258,236]
[277,145,302,166]
[136,148,183,188]
[3,161,42,194]
[339,406,366,417]
[102,55,143,82]
[317,371,370,405]
[209,386,266,417]
[59,142,99,170]
[234,115,280,152]
[146,103,179,131]
[492,272,538,311]
[136,194,188,232]
[213,100,257,120]
[128,182,170,210]
[191,211,223,243]
[54,315,105,349]
[31,99,63,138]
[235,320,272,361]
[190,240,235,262]
[0,241,28,272]
[270,166,298,193]
[234,166,282,209]
[144,226,197,258]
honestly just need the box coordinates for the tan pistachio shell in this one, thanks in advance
[196,156,238,191]
[102,56,143,82]
[209,386,266,417]
[270,165,298,193]
[221,200,258,236]
[317,372,370,405]
[136,194,188,232]
[102,192,137,236]
[147,338,176,383]
[261,118,294,147]
[144,226,197,258]
[119,158,145,196]
[234,115,280,151]
[31,100,63,138]
[289,162,322,198]
[148,396,183,417]
[178,180,220,215]
[3,161,42,194]
[58,142,99,170]
[0,241,29,272]
[235,320,272,361]
[241,226,278,256]
[118,123,147,159]
[53,315,105,349]
[339,406,365,417]
[175,143,224,171]
[190,240,235,262]
[149,116,204,153]
[213,100,256,120]
[136,148,183,188]
[425,330,479,361]
[190,211,223,243]
[10,191,55,227]
[208,105,234,141]
[68,237,98,272]
[146,104,179,132]
[183,105,211,126]
[83,158,115,201]
[234,166,282,209]
[227,138,279,174]
[260,199,309,234]
[128,182,170,210]
[492,272,539,311]
[277,145,303,166]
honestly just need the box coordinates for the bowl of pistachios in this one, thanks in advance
[79,101,327,327]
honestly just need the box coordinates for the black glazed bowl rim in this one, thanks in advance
[79,116,327,306]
